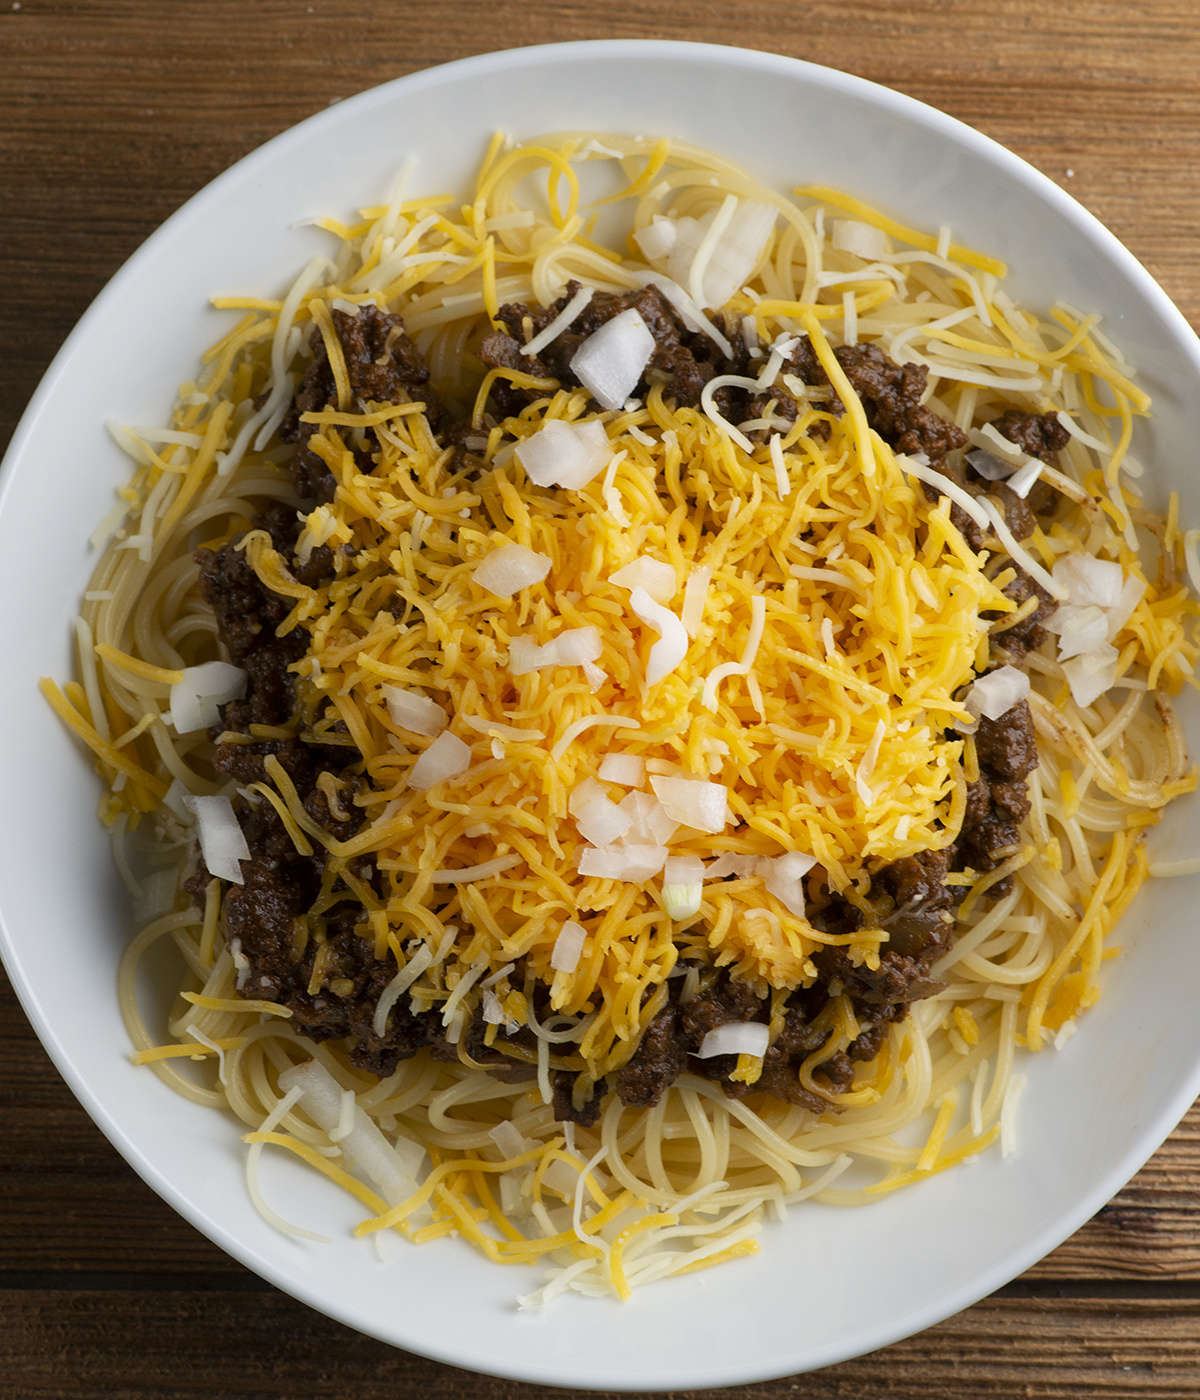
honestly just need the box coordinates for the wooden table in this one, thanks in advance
[4,3,1200,1395]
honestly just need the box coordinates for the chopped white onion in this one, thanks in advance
[509,626,602,675]
[134,867,177,923]
[169,661,248,733]
[182,794,250,884]
[481,988,506,1025]
[666,199,776,309]
[278,1059,425,1215]
[628,585,689,686]
[705,853,761,879]
[617,790,679,846]
[1062,643,1120,708]
[550,920,588,972]
[473,541,552,597]
[697,1021,770,1059]
[578,844,668,882]
[761,851,817,917]
[515,419,612,490]
[831,219,891,260]
[569,309,656,411]
[382,685,447,737]
[609,555,676,605]
[1052,552,1124,609]
[575,793,634,847]
[1045,605,1110,661]
[964,665,1031,721]
[408,731,471,791]
[633,216,678,263]
[1106,573,1147,639]
[164,777,193,824]
[489,1119,537,1159]
[598,753,645,787]
[703,851,814,916]
[565,776,605,818]
[665,854,706,884]
[1005,456,1045,499]
[966,448,1016,482]
[649,775,729,834]
[661,881,703,920]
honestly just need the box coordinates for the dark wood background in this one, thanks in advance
[5,2,1200,1395]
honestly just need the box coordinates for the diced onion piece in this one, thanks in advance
[489,1119,536,1159]
[134,867,178,922]
[667,199,776,309]
[473,541,552,597]
[581,659,606,691]
[965,448,1016,482]
[1051,552,1124,609]
[575,794,634,847]
[598,753,645,787]
[568,777,607,818]
[665,854,706,884]
[481,988,505,1025]
[704,853,760,879]
[649,775,730,834]
[628,585,688,686]
[550,627,603,665]
[661,881,702,920]
[382,685,447,737]
[277,1059,425,1216]
[569,309,655,410]
[1106,573,1147,640]
[578,844,668,882]
[633,216,678,263]
[609,555,676,605]
[1046,605,1109,661]
[1005,456,1044,499]
[662,853,706,920]
[697,1021,770,1059]
[617,790,680,846]
[169,661,248,733]
[164,777,192,823]
[964,665,1031,721]
[182,794,250,884]
[761,851,817,917]
[682,565,712,638]
[509,626,602,675]
[515,419,611,490]
[550,920,588,972]
[831,219,891,260]
[1062,644,1119,708]
[409,731,471,791]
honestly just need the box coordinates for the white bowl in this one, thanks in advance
[3,40,1199,1392]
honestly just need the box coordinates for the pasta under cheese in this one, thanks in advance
[47,131,1200,1304]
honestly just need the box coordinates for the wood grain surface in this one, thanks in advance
[4,2,1200,1396]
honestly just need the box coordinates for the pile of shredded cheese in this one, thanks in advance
[48,129,1200,1302]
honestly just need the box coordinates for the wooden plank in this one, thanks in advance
[1,1288,1200,1399]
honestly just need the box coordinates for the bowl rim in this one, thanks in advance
[4,37,1200,1391]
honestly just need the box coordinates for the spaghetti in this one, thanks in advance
[49,132,1198,1304]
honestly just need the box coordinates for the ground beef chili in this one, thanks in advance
[188,304,1040,1121]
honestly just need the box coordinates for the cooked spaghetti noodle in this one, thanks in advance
[48,132,1199,1304]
